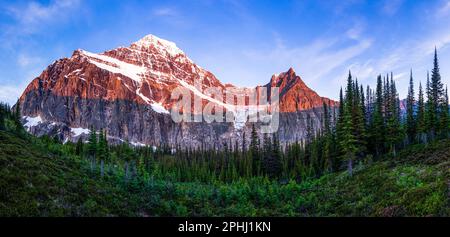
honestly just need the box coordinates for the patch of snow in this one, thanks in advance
[136,89,151,104]
[177,79,234,111]
[151,102,170,114]
[233,109,248,130]
[176,79,273,130]
[131,141,147,147]
[68,69,82,75]
[81,50,146,83]
[133,34,185,57]
[71,127,90,137]
[23,116,43,129]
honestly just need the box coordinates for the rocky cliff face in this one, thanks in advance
[264,68,338,112]
[19,34,336,148]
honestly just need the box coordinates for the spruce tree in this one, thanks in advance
[305,113,314,144]
[87,127,98,171]
[336,87,344,154]
[427,49,445,138]
[425,71,435,139]
[122,141,134,181]
[417,82,426,142]
[406,70,416,143]
[370,75,385,156]
[322,102,333,172]
[440,86,449,138]
[385,78,402,156]
[352,78,367,158]
[262,133,272,176]
[340,71,357,176]
[75,137,84,156]
[98,129,107,177]
[0,103,5,131]
[264,133,282,178]
[250,124,260,175]
[432,48,444,135]
[13,100,23,134]
[360,85,366,126]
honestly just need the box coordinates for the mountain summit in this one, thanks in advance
[266,68,337,112]
[18,34,336,147]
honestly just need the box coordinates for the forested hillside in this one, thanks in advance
[0,119,448,216]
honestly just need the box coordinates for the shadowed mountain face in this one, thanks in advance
[18,34,336,148]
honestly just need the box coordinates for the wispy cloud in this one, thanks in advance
[382,0,404,15]
[152,7,178,17]
[0,84,25,105]
[3,0,81,35]
[438,0,450,17]
[243,28,373,87]
[338,29,450,99]
[17,54,43,68]
[149,6,190,28]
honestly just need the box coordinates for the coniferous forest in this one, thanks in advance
[0,50,449,217]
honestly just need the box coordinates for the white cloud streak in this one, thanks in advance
[152,7,178,17]
[438,0,450,17]
[3,0,81,35]
[17,54,43,67]
[243,30,373,87]
[0,84,25,105]
[382,0,405,15]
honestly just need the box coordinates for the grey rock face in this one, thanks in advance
[20,88,332,149]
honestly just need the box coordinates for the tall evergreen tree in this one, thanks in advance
[360,85,366,126]
[352,78,367,158]
[370,75,385,156]
[262,133,272,176]
[406,70,416,143]
[340,71,358,176]
[385,78,402,156]
[336,87,345,155]
[426,49,445,138]
[425,71,435,138]
[250,124,260,175]
[87,127,98,171]
[97,129,108,177]
[263,133,282,178]
[13,100,23,133]
[0,104,5,131]
[75,137,84,156]
[322,102,333,172]
[417,82,426,142]
[440,86,449,138]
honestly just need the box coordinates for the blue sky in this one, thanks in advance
[1,0,450,105]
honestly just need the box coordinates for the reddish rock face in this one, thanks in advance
[20,35,228,113]
[264,68,338,113]
[18,34,337,147]
[20,35,335,114]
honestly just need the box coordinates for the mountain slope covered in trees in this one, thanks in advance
[0,127,448,216]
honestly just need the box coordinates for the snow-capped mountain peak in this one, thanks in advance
[18,34,337,147]
[131,34,185,57]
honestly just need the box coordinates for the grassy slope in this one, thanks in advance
[309,141,450,216]
[0,131,141,216]
[0,130,449,216]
